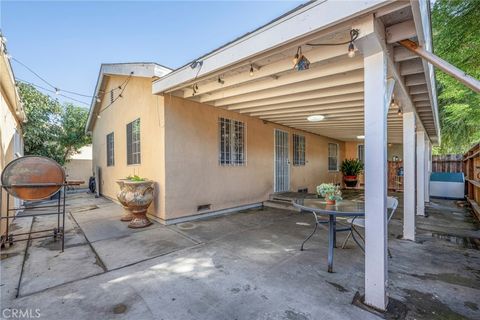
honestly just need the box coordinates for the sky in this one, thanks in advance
[1,0,304,107]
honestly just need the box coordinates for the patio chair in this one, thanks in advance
[341,196,398,258]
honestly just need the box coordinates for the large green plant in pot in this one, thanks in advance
[340,158,364,187]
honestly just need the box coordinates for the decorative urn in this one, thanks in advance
[116,179,134,221]
[123,180,155,228]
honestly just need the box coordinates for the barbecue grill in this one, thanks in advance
[1,156,67,251]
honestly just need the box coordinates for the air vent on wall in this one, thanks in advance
[197,204,212,212]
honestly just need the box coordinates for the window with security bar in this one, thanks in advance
[328,143,339,171]
[293,134,306,166]
[219,117,246,166]
[126,118,141,165]
[106,132,114,166]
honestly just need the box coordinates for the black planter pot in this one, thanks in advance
[344,176,358,188]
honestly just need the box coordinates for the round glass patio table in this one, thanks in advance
[292,199,365,273]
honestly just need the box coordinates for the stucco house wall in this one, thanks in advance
[91,75,346,223]
[1,43,25,236]
[91,75,166,219]
[64,145,93,188]
[163,96,345,220]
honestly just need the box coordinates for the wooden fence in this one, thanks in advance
[432,154,463,173]
[464,144,480,221]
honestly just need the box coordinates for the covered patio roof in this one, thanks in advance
[152,0,439,144]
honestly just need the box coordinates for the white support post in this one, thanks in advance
[416,130,426,216]
[403,112,416,240]
[364,51,388,311]
[424,139,431,203]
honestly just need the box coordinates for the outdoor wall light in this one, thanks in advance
[357,135,365,139]
[307,115,325,122]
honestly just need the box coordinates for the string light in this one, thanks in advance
[348,42,355,58]
[249,65,254,76]
[307,29,359,58]
[10,56,104,101]
[218,76,224,85]
[192,83,199,96]
[15,78,90,105]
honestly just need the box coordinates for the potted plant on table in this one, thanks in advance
[316,183,342,205]
[340,158,364,188]
[122,175,155,228]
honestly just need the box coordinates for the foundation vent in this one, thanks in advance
[197,204,212,212]
[297,188,308,193]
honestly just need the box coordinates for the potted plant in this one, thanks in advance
[123,175,155,228]
[340,158,364,188]
[316,183,342,205]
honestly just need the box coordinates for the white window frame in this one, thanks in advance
[106,132,115,167]
[328,143,339,171]
[293,133,306,166]
[218,117,246,166]
[126,118,141,165]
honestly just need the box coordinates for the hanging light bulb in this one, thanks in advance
[218,76,225,84]
[347,29,359,58]
[55,88,60,95]
[249,65,254,77]
[397,108,403,116]
[348,42,355,58]
[96,97,101,103]
[97,114,101,119]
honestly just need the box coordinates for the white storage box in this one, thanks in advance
[430,172,465,199]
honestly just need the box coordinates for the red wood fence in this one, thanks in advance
[432,154,463,173]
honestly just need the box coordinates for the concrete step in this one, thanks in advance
[263,200,299,212]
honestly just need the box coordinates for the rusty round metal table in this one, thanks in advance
[292,198,365,273]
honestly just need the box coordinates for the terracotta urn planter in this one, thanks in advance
[123,180,154,228]
[116,180,134,221]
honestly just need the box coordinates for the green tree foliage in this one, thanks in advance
[18,83,91,165]
[432,0,480,154]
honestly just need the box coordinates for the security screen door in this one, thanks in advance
[274,129,290,192]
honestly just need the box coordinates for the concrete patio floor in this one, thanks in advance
[1,191,479,319]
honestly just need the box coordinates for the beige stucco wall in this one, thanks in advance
[163,96,345,220]
[92,77,347,222]
[345,141,404,161]
[0,84,23,235]
[91,76,166,219]
[64,159,92,187]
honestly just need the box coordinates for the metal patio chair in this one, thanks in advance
[341,196,398,258]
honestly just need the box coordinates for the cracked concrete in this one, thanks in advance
[1,191,479,319]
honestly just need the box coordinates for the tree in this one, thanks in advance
[18,83,91,165]
[58,103,92,163]
[432,0,480,154]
